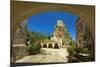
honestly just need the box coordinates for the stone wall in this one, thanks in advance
[11,20,28,63]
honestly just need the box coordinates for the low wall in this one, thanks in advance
[11,44,28,63]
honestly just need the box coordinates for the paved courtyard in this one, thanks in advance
[16,48,69,63]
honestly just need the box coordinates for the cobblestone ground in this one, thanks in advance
[16,48,69,63]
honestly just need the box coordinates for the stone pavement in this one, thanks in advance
[16,48,69,63]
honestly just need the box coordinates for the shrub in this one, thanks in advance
[67,42,92,62]
[67,41,76,62]
[67,46,75,56]
[27,43,41,55]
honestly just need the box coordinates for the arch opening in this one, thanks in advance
[43,44,47,48]
[54,43,59,49]
[48,43,52,48]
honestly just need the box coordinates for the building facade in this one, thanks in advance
[41,20,71,48]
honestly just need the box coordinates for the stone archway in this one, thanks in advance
[48,43,52,48]
[11,1,95,63]
[43,44,47,48]
[54,43,59,49]
[11,1,95,41]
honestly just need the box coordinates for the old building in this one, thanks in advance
[41,20,71,48]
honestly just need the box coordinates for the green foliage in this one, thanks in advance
[26,31,48,42]
[69,41,74,46]
[73,47,92,62]
[67,46,94,62]
[67,41,76,62]
[67,25,94,62]
[47,33,51,39]
[74,47,89,54]
[27,43,41,55]
[67,46,75,56]
[67,41,93,62]
[82,26,95,61]
[26,30,48,55]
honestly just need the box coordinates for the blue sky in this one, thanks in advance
[27,11,79,40]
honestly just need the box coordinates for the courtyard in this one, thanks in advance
[16,48,69,63]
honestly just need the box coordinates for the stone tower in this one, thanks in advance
[51,20,71,45]
[53,20,65,38]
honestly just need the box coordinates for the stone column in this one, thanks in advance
[41,43,43,48]
[47,43,48,48]
[52,43,55,48]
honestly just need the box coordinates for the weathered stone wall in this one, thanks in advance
[11,20,28,63]
[11,45,28,63]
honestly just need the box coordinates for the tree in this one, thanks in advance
[26,30,48,55]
